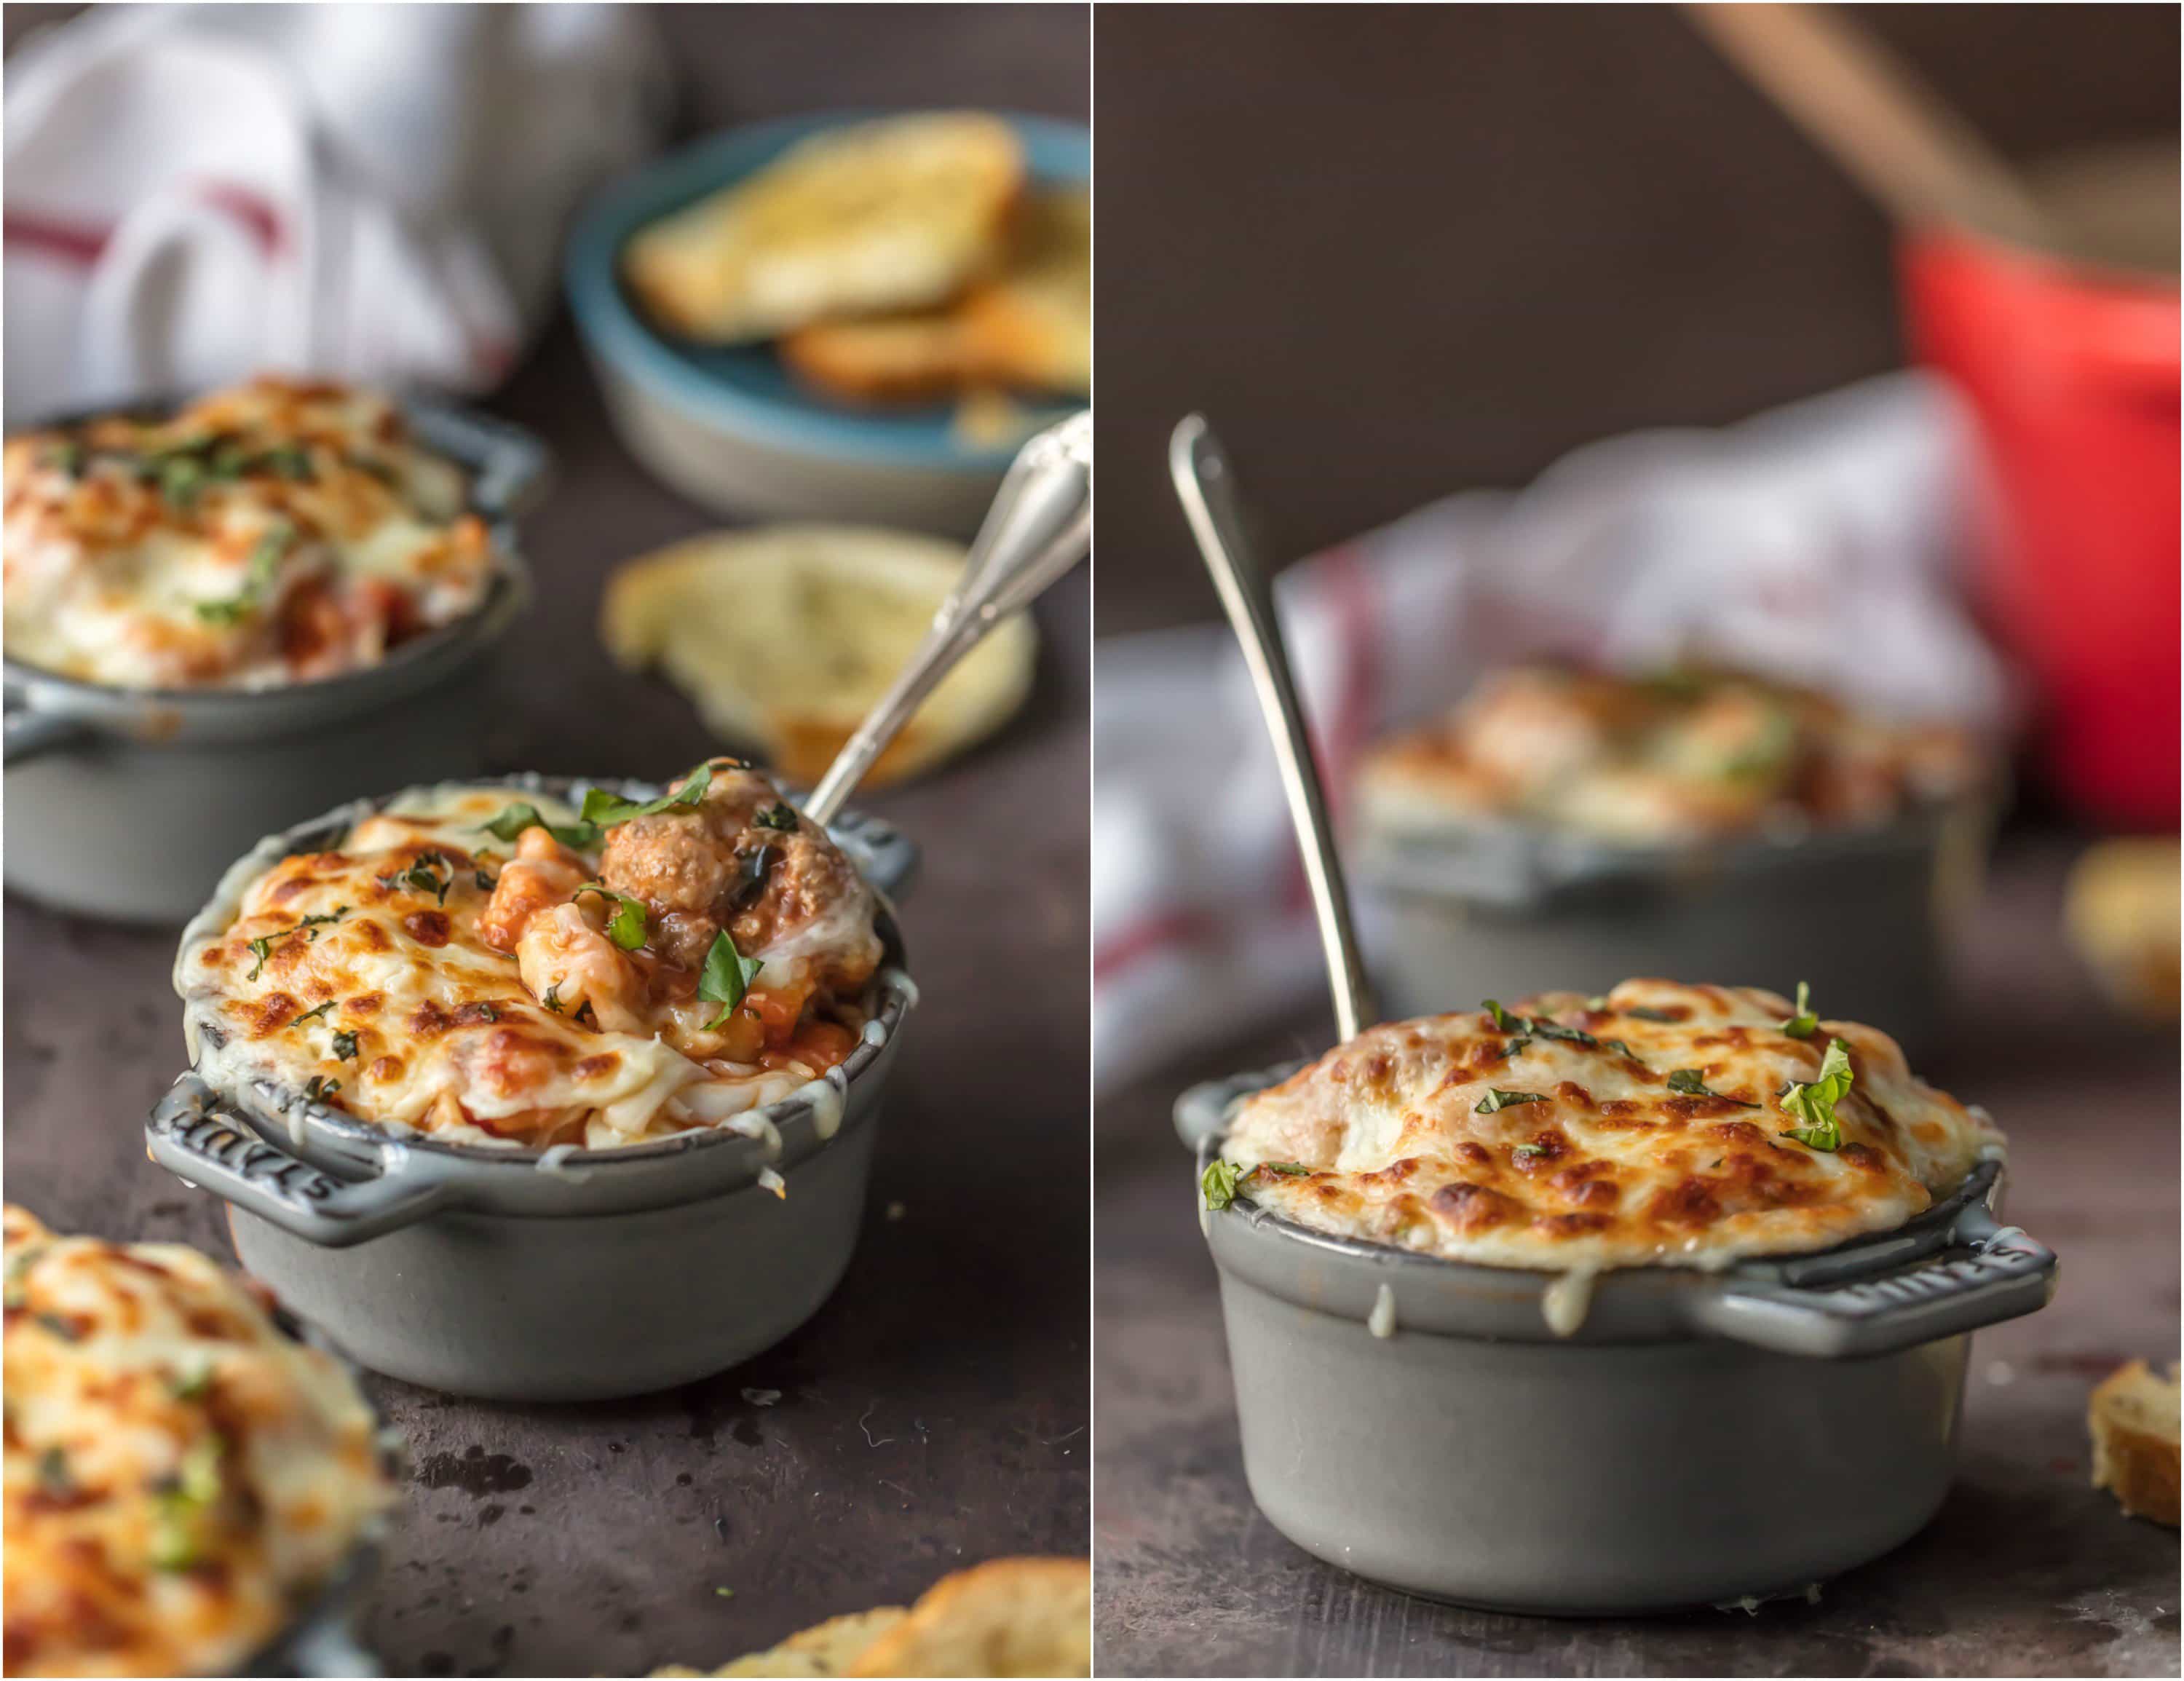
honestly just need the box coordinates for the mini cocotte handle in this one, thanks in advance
[147,1074,449,1249]
[1685,1193,2058,1358]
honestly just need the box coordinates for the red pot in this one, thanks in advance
[1899,223,2180,827]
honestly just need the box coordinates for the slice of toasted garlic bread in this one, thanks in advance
[778,311,985,406]
[780,187,1088,407]
[959,186,1091,395]
[655,1609,909,1677]
[654,1559,1089,1678]
[2091,1360,2180,1526]
[847,1557,1090,1678]
[601,523,1036,791]
[625,113,1025,344]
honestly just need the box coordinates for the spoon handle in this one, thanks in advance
[803,411,1091,827]
[1169,414,1376,1043]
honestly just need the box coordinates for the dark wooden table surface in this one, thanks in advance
[5,240,1088,1681]
[1093,830,2179,1677]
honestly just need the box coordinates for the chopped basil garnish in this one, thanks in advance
[1200,1160,1246,1211]
[1780,981,1819,1040]
[36,1446,74,1498]
[47,440,82,478]
[1779,1037,1854,1151]
[1483,999,1595,1049]
[1476,1088,1547,1113]
[698,929,764,1029]
[475,804,602,851]
[304,1075,341,1103]
[578,764,713,828]
[331,1031,359,1061]
[754,802,800,832]
[169,1361,215,1402]
[35,1312,82,1342]
[1601,1038,1637,1059]
[379,852,451,905]
[1625,1006,1680,1023]
[1501,1035,1531,1059]
[1511,1143,1548,1160]
[150,1436,225,1571]
[541,984,563,1014]
[475,868,498,892]
[1585,995,1610,1010]
[1666,1068,1757,1107]
[246,908,346,981]
[288,1000,335,1029]
[574,885,649,950]
[1258,1161,1312,1176]
[195,521,290,625]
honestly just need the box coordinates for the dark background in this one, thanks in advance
[4,6,1091,1677]
[1093,2,2182,633]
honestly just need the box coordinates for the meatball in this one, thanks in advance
[597,761,879,991]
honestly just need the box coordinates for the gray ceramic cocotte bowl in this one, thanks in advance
[146,775,919,1404]
[2,396,549,925]
[1353,796,1995,1067]
[1175,1062,2058,1615]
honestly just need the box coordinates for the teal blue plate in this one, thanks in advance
[565,110,1088,473]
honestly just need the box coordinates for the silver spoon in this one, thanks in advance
[803,411,1091,826]
[1169,414,1376,1043]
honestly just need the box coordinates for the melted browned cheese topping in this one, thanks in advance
[1359,665,1981,845]
[3,1206,391,1678]
[175,772,882,1152]
[1220,980,2003,1270]
[4,377,499,689]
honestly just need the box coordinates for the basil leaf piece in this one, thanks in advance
[379,852,451,905]
[578,764,714,829]
[574,885,649,950]
[1511,1142,1548,1160]
[195,521,290,625]
[1476,1088,1547,1113]
[1501,1035,1531,1059]
[1483,999,1515,1032]
[698,930,764,1029]
[755,802,800,832]
[1625,1006,1681,1023]
[1527,1018,1597,1048]
[475,803,603,851]
[1258,1161,1312,1177]
[331,1031,359,1062]
[1779,1037,1854,1151]
[304,1075,341,1103]
[246,908,346,981]
[1200,1160,1246,1211]
[1666,1068,1757,1107]
[541,984,563,1014]
[1780,981,1819,1040]
[288,1000,335,1029]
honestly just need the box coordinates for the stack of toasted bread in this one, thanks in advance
[625,114,1087,413]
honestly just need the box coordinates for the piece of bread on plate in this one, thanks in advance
[2089,1359,2180,1525]
[600,523,1036,791]
[625,113,1024,344]
[957,186,1090,395]
[780,186,1088,406]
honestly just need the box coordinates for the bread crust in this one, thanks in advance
[2090,1361,2180,1526]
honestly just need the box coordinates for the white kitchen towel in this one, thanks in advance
[1093,371,2012,1094]
[4,2,670,423]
